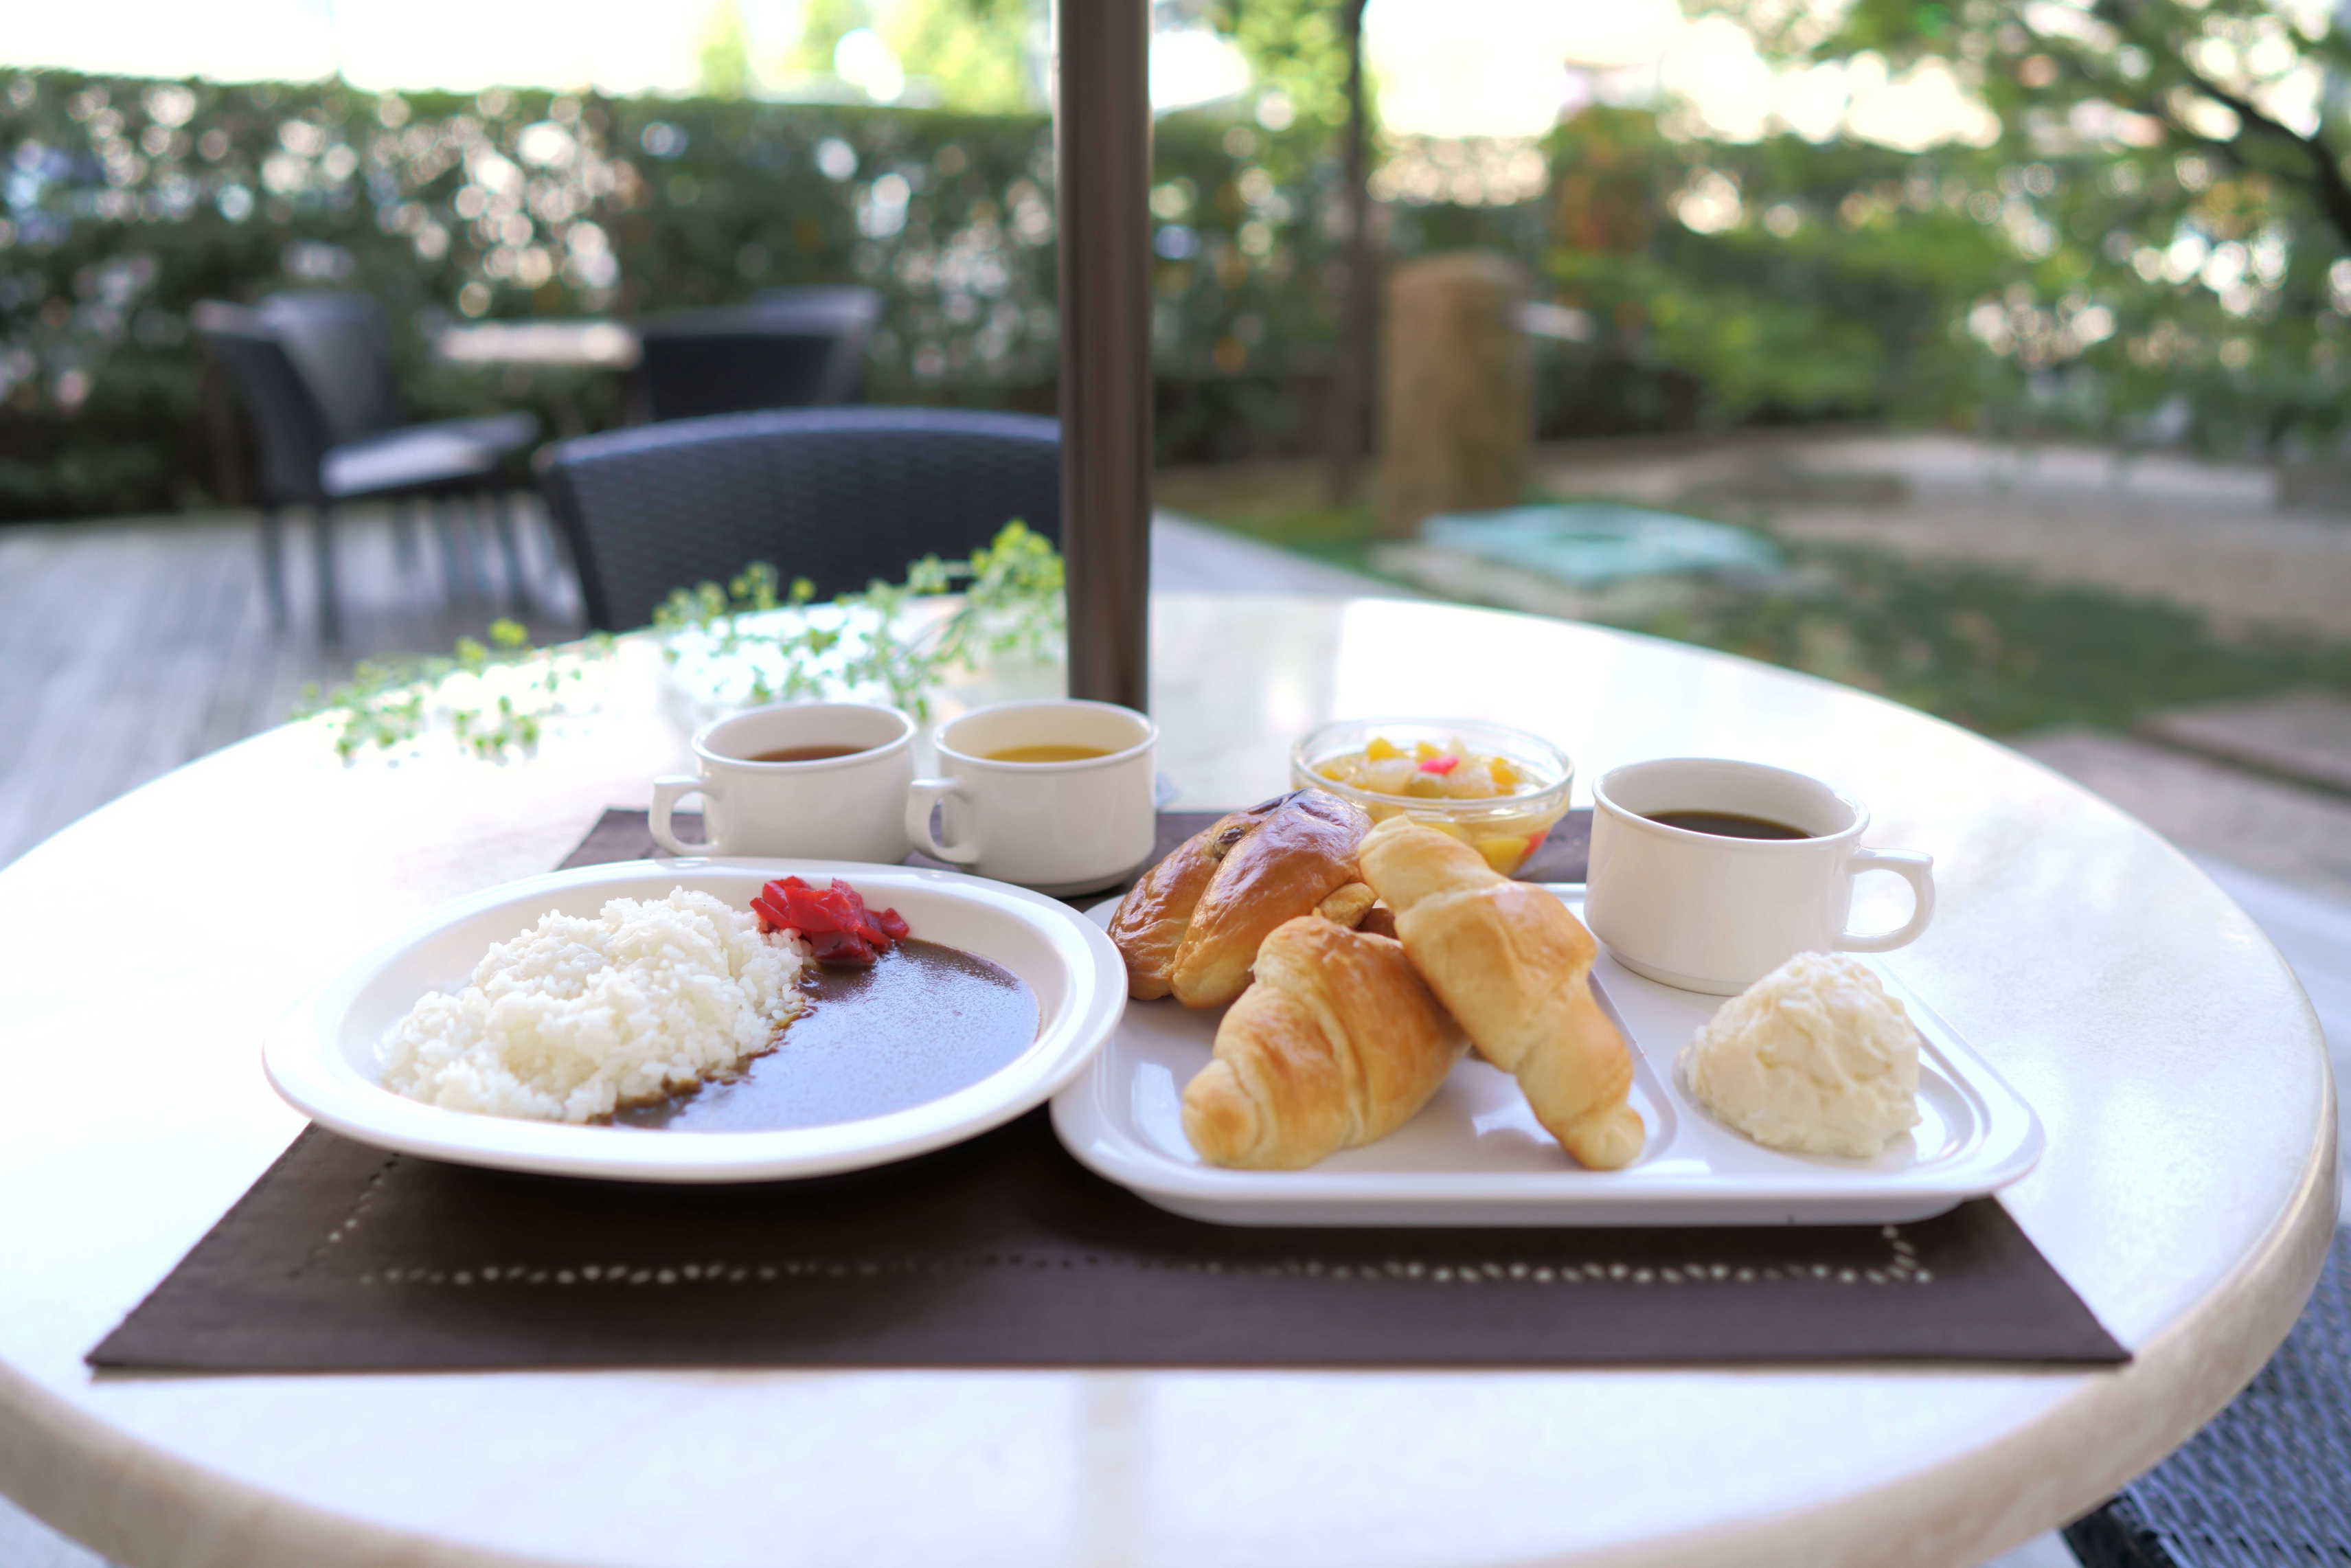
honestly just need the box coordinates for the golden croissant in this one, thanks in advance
[1357,815,1644,1170]
[1181,915,1464,1169]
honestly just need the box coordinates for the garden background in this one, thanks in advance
[12,0,2351,523]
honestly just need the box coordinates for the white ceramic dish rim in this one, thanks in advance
[264,858,1128,1183]
[1051,887,2044,1220]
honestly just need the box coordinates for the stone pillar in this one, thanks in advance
[1378,252,1532,539]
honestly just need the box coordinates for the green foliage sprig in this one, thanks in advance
[295,523,1064,760]
[294,620,618,761]
[649,520,1065,718]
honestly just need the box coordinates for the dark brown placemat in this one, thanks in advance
[91,809,2124,1372]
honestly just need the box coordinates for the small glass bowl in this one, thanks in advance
[1290,716,1576,876]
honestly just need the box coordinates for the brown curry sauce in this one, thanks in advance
[613,939,1040,1133]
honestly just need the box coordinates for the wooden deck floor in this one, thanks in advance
[0,501,586,869]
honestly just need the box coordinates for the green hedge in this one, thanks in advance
[0,69,1549,521]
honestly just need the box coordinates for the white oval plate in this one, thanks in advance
[265,859,1128,1183]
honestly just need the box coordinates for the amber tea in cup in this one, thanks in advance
[984,744,1111,764]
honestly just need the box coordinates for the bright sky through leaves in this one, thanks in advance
[6,0,2004,148]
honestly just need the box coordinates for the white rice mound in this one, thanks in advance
[378,888,806,1124]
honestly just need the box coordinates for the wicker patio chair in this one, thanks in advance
[537,407,1058,633]
[633,287,882,423]
[2063,1224,2350,1567]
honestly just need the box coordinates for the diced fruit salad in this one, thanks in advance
[1315,734,1528,801]
[752,876,909,966]
[1309,734,1560,875]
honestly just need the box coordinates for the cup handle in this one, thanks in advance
[905,776,979,864]
[651,775,722,856]
[1837,848,1935,953]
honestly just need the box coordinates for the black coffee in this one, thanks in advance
[1646,810,1813,841]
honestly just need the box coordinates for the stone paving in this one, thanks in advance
[2012,726,2351,905]
[1535,430,2351,640]
[2142,688,2351,796]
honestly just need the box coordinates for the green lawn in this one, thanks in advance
[1184,501,2351,738]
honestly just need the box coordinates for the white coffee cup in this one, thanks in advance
[905,699,1158,895]
[652,701,916,862]
[1585,758,1935,995]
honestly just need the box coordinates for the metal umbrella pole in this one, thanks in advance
[1054,0,1155,712]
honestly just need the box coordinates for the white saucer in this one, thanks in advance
[265,859,1128,1183]
[1050,889,2043,1227]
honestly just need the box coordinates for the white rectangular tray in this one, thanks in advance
[1050,889,2042,1227]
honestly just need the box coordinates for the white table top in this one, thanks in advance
[0,593,2335,1568]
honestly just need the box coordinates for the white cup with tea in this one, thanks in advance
[1585,757,1935,995]
[905,699,1158,895]
[652,701,917,862]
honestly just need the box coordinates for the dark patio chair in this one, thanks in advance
[258,291,543,606]
[193,301,512,644]
[538,407,1058,632]
[2063,1225,2350,1567]
[633,287,882,423]
[258,291,541,459]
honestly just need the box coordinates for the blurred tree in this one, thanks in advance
[1800,0,2351,249]
[760,0,1033,108]
[1547,107,2019,431]
[1203,0,1359,127]
[1207,0,1377,501]
[887,0,1041,111]
[1693,0,2351,453]
[697,0,757,99]
[787,0,878,80]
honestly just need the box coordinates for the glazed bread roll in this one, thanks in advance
[1181,916,1464,1169]
[1107,797,1289,1000]
[1107,788,1373,1008]
[1358,815,1644,1170]
[1170,791,1370,1007]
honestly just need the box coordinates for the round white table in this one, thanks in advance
[0,595,2335,1568]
